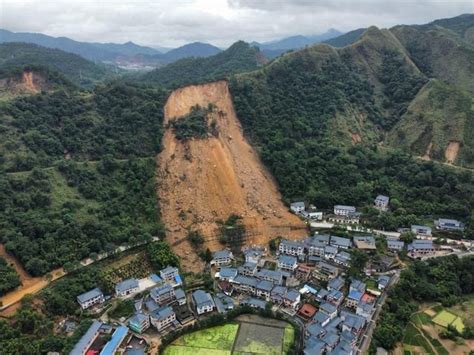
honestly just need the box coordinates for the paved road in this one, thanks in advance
[357,270,401,354]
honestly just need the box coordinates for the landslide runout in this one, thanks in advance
[157,80,306,270]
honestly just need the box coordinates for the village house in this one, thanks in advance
[324,245,338,260]
[328,212,361,224]
[70,320,103,355]
[408,239,436,257]
[378,275,391,290]
[341,311,366,336]
[241,297,267,310]
[232,275,257,294]
[317,288,329,302]
[356,301,375,321]
[387,239,404,252]
[213,293,235,313]
[411,225,432,236]
[175,288,186,305]
[304,336,326,355]
[150,284,175,305]
[238,261,257,276]
[243,246,266,264]
[77,288,105,310]
[327,276,345,292]
[346,290,363,309]
[217,280,234,296]
[371,256,396,273]
[115,279,139,297]
[319,302,338,319]
[192,290,215,315]
[278,255,298,271]
[160,266,181,285]
[216,267,238,281]
[283,288,301,309]
[295,264,312,281]
[374,195,389,211]
[290,201,306,214]
[128,313,150,334]
[313,310,331,327]
[150,306,176,331]
[321,330,340,352]
[279,239,305,257]
[305,237,327,257]
[334,205,356,216]
[330,236,352,249]
[334,251,351,267]
[314,261,339,280]
[256,280,274,300]
[270,285,288,304]
[298,303,318,321]
[353,236,376,251]
[435,218,465,232]
[256,268,286,285]
[350,279,366,294]
[326,289,344,306]
[211,249,234,267]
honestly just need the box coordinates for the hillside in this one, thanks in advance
[0,43,111,88]
[162,42,222,61]
[323,28,366,47]
[157,81,306,269]
[143,41,265,88]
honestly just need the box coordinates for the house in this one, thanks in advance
[319,302,338,319]
[372,256,395,272]
[334,205,356,216]
[241,297,267,310]
[315,262,339,280]
[295,264,312,280]
[256,269,285,285]
[160,266,180,284]
[328,213,361,225]
[306,321,326,338]
[256,280,274,300]
[216,267,238,281]
[278,255,298,271]
[283,288,301,309]
[298,303,317,321]
[243,246,265,264]
[435,218,465,232]
[77,288,105,310]
[211,249,234,267]
[279,239,305,256]
[407,240,435,257]
[192,290,215,315]
[150,306,176,331]
[213,293,235,313]
[327,277,345,292]
[150,284,175,305]
[411,225,432,236]
[305,211,323,220]
[321,330,340,351]
[324,246,338,260]
[232,275,257,294]
[314,234,331,245]
[350,279,366,294]
[330,236,352,249]
[353,236,376,251]
[317,288,330,302]
[217,280,234,296]
[346,290,363,308]
[341,311,366,335]
[327,289,344,306]
[175,288,186,305]
[374,195,389,211]
[304,336,325,355]
[334,251,351,267]
[313,310,332,326]
[377,275,391,290]
[290,201,305,213]
[238,261,257,276]
[340,329,357,348]
[305,238,326,257]
[356,301,375,321]
[332,339,354,355]
[270,285,288,304]
[70,320,103,355]
[144,298,160,312]
[308,255,322,265]
[115,279,139,297]
[100,326,129,355]
[128,313,150,333]
[387,240,404,252]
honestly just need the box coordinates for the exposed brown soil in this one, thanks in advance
[157,80,307,270]
[351,132,362,144]
[421,142,433,161]
[0,70,51,97]
[445,141,460,164]
[0,244,64,313]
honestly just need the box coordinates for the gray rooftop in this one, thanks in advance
[330,236,352,248]
[77,287,103,303]
[278,255,298,265]
[70,320,102,355]
[150,283,173,298]
[192,290,215,308]
[324,245,338,254]
[150,306,174,321]
[175,288,186,299]
[320,302,337,314]
[160,266,178,275]
[213,249,232,259]
[219,267,238,278]
[285,289,300,302]
[129,313,148,325]
[375,195,389,203]
[256,280,274,292]
[234,275,258,287]
[115,278,139,293]
[291,201,305,208]
[241,297,266,310]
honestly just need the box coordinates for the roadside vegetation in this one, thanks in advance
[0,257,21,296]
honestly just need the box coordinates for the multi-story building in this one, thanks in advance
[411,225,432,236]
[334,205,356,216]
[387,240,404,252]
[435,218,465,232]
[115,279,139,297]
[77,288,105,310]
[290,201,305,213]
[407,240,436,257]
[211,249,234,267]
[150,284,175,305]
[256,280,273,301]
[374,195,389,211]
[277,255,298,271]
[279,239,305,257]
[192,290,215,315]
[232,275,257,294]
[128,313,150,333]
[150,306,176,331]
[160,266,180,283]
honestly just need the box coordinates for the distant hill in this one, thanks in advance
[323,28,366,47]
[143,41,264,88]
[161,42,222,61]
[0,42,111,88]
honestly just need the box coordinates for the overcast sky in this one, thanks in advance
[1,0,473,48]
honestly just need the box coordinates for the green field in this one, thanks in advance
[163,317,295,355]
[432,310,464,332]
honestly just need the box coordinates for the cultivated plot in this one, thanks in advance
[233,322,284,354]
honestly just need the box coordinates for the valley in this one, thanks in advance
[158,80,306,269]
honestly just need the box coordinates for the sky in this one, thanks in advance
[1,0,473,48]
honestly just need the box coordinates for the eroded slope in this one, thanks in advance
[157,81,306,269]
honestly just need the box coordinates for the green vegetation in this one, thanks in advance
[283,325,295,353]
[100,253,152,290]
[219,214,246,249]
[432,310,462,329]
[0,257,20,296]
[146,241,180,271]
[373,255,474,350]
[169,105,213,140]
[109,299,135,319]
[0,42,111,88]
[144,41,262,88]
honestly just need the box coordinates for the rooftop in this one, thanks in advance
[213,249,232,259]
[115,279,139,293]
[256,279,274,292]
[330,236,352,248]
[70,320,102,355]
[375,195,389,203]
[100,326,128,355]
[150,306,174,321]
[192,290,214,308]
[241,297,266,310]
[278,255,298,265]
[77,288,103,303]
[353,236,376,250]
[348,290,363,301]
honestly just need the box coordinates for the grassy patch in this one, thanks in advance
[432,310,458,328]
[171,323,239,351]
[283,325,295,354]
[412,312,432,327]
[109,299,135,319]
[402,323,435,355]
[164,346,230,355]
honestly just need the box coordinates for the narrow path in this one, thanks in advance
[409,321,439,355]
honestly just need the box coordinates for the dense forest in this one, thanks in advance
[143,41,263,88]
[373,255,474,350]
[0,257,20,296]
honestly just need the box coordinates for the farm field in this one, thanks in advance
[163,315,295,355]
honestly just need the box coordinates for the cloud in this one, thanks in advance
[1,0,472,47]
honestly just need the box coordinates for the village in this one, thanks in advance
[68,195,471,355]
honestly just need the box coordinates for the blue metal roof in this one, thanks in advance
[175,275,182,284]
[150,274,162,283]
[70,320,102,355]
[100,326,128,355]
[348,290,363,301]
[77,288,103,303]
[115,279,139,293]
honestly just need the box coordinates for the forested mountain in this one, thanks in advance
[322,28,366,47]
[229,14,474,236]
[161,42,222,61]
[143,41,265,88]
[0,43,111,88]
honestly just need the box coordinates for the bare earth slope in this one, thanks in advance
[157,80,306,270]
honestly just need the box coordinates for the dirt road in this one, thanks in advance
[157,80,307,270]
